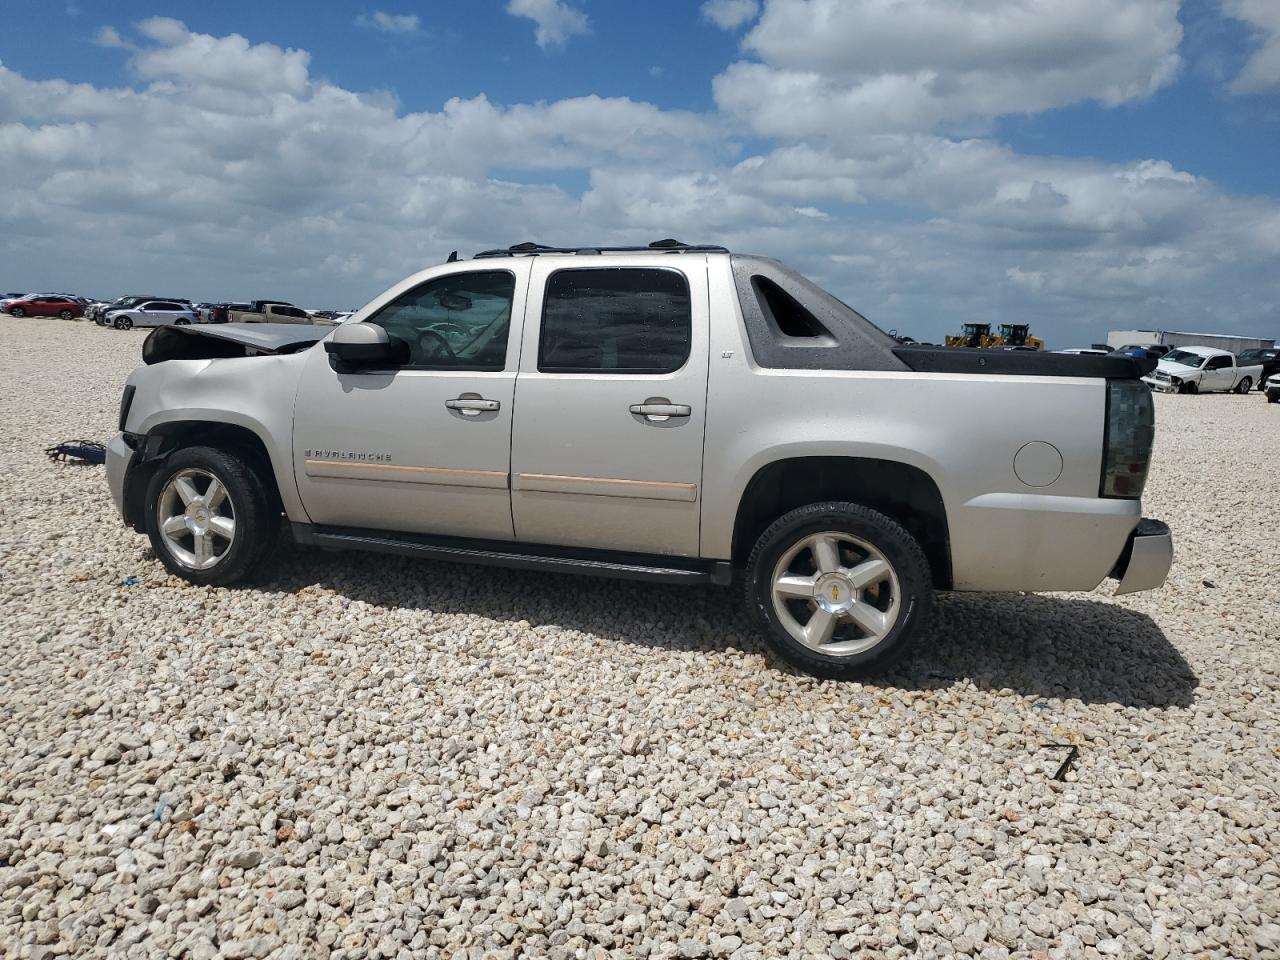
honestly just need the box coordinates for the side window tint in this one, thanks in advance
[368,271,515,370]
[539,268,691,374]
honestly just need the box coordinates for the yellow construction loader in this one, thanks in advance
[945,322,1044,349]
[945,323,998,348]
[995,323,1044,350]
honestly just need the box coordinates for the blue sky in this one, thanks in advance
[1,0,1278,345]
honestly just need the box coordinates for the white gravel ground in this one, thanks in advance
[1,316,1278,960]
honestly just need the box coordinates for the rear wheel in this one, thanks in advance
[10,307,25,318]
[144,446,274,586]
[745,502,933,678]
[1235,377,1252,394]
[114,316,132,330]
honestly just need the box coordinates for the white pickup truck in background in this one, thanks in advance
[228,301,314,324]
[1143,346,1262,394]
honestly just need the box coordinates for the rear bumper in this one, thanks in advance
[1111,518,1173,595]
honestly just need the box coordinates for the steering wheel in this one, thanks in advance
[415,329,456,363]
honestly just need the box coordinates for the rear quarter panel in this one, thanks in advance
[702,261,1138,591]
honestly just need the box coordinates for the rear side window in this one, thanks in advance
[273,305,308,319]
[539,267,691,374]
[751,275,833,341]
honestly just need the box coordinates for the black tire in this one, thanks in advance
[144,446,274,586]
[745,501,933,679]
[1234,377,1251,394]
[10,307,24,317]
[1268,393,1279,404]
[59,309,73,320]
[114,316,132,330]
[174,318,190,326]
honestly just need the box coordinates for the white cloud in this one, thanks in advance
[505,0,589,49]
[702,0,760,31]
[1225,0,1280,92]
[1,16,1278,347]
[355,11,422,35]
[132,18,311,95]
[716,0,1182,137]
[92,26,130,50]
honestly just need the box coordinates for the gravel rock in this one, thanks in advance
[1,316,1278,958]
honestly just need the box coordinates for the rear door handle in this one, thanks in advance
[629,402,691,420]
[445,397,500,415]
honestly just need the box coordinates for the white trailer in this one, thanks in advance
[1107,329,1275,352]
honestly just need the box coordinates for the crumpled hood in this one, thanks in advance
[143,322,329,365]
[1154,358,1201,377]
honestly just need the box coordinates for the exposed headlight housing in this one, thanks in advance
[1101,380,1154,499]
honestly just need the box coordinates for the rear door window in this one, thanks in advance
[538,267,691,374]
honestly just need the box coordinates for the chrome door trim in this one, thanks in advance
[514,472,697,502]
[304,459,509,489]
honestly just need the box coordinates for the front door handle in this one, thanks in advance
[445,397,500,416]
[629,401,691,421]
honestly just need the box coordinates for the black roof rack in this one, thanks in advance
[472,238,730,259]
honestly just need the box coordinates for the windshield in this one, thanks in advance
[1164,350,1205,368]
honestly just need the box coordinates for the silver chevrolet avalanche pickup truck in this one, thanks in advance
[107,240,1172,677]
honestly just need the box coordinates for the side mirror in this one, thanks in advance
[324,322,409,371]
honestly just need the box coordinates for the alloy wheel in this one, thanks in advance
[770,531,901,656]
[157,468,236,570]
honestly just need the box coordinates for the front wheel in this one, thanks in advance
[59,309,74,320]
[114,316,132,330]
[174,318,190,325]
[745,502,933,678]
[144,446,275,586]
[1235,377,1252,394]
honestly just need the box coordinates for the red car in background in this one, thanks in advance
[4,294,85,319]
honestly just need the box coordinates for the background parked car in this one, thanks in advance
[106,301,198,330]
[228,301,313,324]
[4,294,85,319]
[1235,348,1279,390]
[1112,343,1172,360]
[1265,373,1280,403]
[1,292,37,310]
[1142,346,1263,394]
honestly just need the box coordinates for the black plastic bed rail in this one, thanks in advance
[892,346,1156,379]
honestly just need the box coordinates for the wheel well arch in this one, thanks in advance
[122,420,283,531]
[731,457,952,589]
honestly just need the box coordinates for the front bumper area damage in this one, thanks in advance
[1110,518,1173,595]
